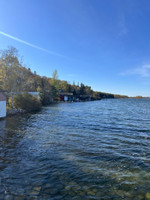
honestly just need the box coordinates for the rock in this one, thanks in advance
[33,186,41,192]
[44,188,58,195]
[7,108,26,116]
[65,185,71,190]
[82,186,89,191]
[87,190,96,196]
[145,193,150,199]
[74,185,81,190]
[92,188,98,193]
[30,190,39,196]
[69,181,76,186]
[78,191,84,196]
[137,195,144,200]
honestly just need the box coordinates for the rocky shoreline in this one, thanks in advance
[7,108,26,116]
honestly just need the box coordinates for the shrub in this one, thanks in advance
[7,96,13,109]
[40,91,52,106]
[14,93,41,112]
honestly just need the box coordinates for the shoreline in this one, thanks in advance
[4,97,148,118]
[6,108,27,117]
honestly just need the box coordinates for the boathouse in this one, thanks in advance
[59,92,73,102]
[0,92,6,118]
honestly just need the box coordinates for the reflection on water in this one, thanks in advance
[0,99,150,199]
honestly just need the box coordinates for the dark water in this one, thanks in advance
[0,99,150,200]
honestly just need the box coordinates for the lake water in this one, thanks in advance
[0,99,150,200]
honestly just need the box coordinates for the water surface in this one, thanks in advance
[0,99,150,199]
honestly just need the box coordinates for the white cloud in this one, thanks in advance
[120,64,150,77]
[0,31,65,57]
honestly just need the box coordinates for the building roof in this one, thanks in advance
[0,92,6,101]
[59,92,73,96]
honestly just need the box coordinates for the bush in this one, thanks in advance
[40,91,52,106]
[7,96,13,109]
[14,93,41,112]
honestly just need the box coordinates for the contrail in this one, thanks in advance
[0,31,65,57]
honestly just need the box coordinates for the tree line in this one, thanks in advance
[0,47,128,110]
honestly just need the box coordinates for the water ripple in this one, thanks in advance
[0,99,150,199]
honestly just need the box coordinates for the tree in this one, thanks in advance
[0,47,22,92]
[0,46,20,68]
[0,47,53,107]
[50,69,59,100]
[79,83,86,95]
[14,93,41,112]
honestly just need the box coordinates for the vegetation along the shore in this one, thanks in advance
[0,47,128,112]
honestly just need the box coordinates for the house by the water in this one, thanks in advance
[0,92,6,119]
[59,91,92,102]
[59,92,73,102]
[28,92,40,100]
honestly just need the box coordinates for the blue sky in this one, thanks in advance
[0,0,150,96]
